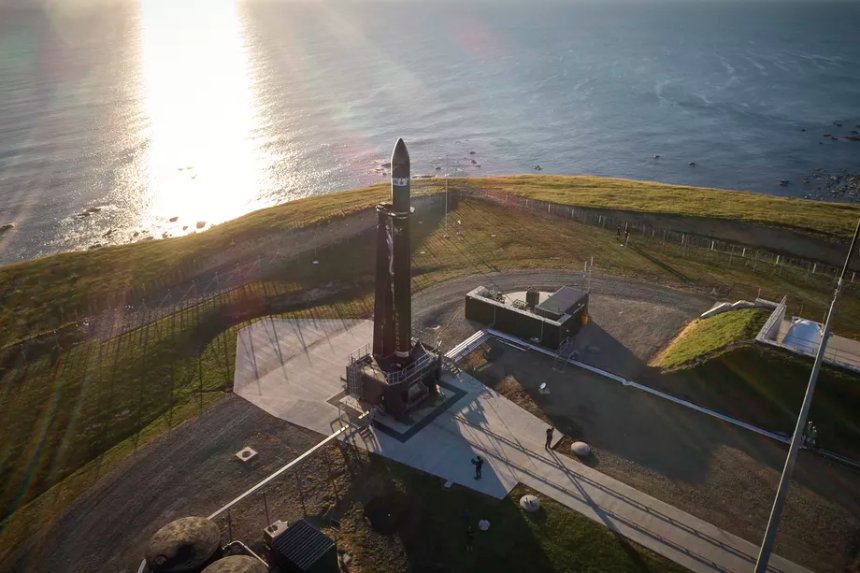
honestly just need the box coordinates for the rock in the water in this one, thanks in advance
[0,223,13,235]
[196,221,206,229]
[571,441,591,457]
[688,161,696,166]
[169,216,179,222]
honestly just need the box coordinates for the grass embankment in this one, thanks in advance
[465,175,860,238]
[646,306,859,456]
[647,345,860,459]
[652,308,771,370]
[1,176,859,563]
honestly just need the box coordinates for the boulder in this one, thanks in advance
[570,441,590,457]
[519,494,541,512]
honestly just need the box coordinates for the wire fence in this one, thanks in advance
[458,188,856,285]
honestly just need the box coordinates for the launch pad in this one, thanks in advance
[346,341,441,419]
[344,138,441,419]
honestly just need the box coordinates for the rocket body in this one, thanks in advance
[372,138,413,361]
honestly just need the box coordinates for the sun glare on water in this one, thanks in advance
[138,0,267,232]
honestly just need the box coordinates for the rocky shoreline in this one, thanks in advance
[797,169,860,203]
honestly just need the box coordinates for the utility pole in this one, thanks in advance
[754,219,860,573]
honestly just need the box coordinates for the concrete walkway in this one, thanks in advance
[233,318,806,573]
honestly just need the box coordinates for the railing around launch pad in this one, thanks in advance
[347,342,441,388]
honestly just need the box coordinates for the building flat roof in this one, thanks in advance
[536,286,588,316]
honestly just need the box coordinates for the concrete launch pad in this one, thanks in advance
[234,317,559,499]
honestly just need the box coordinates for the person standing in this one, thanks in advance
[545,427,554,450]
[471,455,484,479]
[465,524,475,552]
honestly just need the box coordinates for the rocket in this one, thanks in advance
[372,138,413,361]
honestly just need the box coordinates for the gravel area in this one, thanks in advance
[462,341,860,572]
[3,396,323,573]
[413,269,710,370]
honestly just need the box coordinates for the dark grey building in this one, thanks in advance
[465,285,589,350]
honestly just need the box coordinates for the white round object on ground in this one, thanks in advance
[571,441,591,457]
[520,494,541,512]
[478,519,490,531]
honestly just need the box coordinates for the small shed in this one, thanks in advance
[270,520,338,573]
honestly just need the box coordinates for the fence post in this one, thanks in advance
[710,240,715,251]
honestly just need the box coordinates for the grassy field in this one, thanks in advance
[652,308,771,370]
[1,177,859,564]
[1,174,857,350]
[334,453,689,573]
[458,175,860,238]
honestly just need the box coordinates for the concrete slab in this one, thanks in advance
[777,318,860,372]
[234,318,371,435]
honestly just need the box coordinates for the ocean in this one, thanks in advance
[0,0,858,263]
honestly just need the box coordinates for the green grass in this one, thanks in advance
[0,181,440,349]
[1,179,859,562]
[344,455,689,573]
[653,308,770,370]
[456,175,860,238]
[2,175,857,349]
[646,345,860,458]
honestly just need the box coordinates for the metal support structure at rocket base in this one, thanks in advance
[346,138,441,419]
